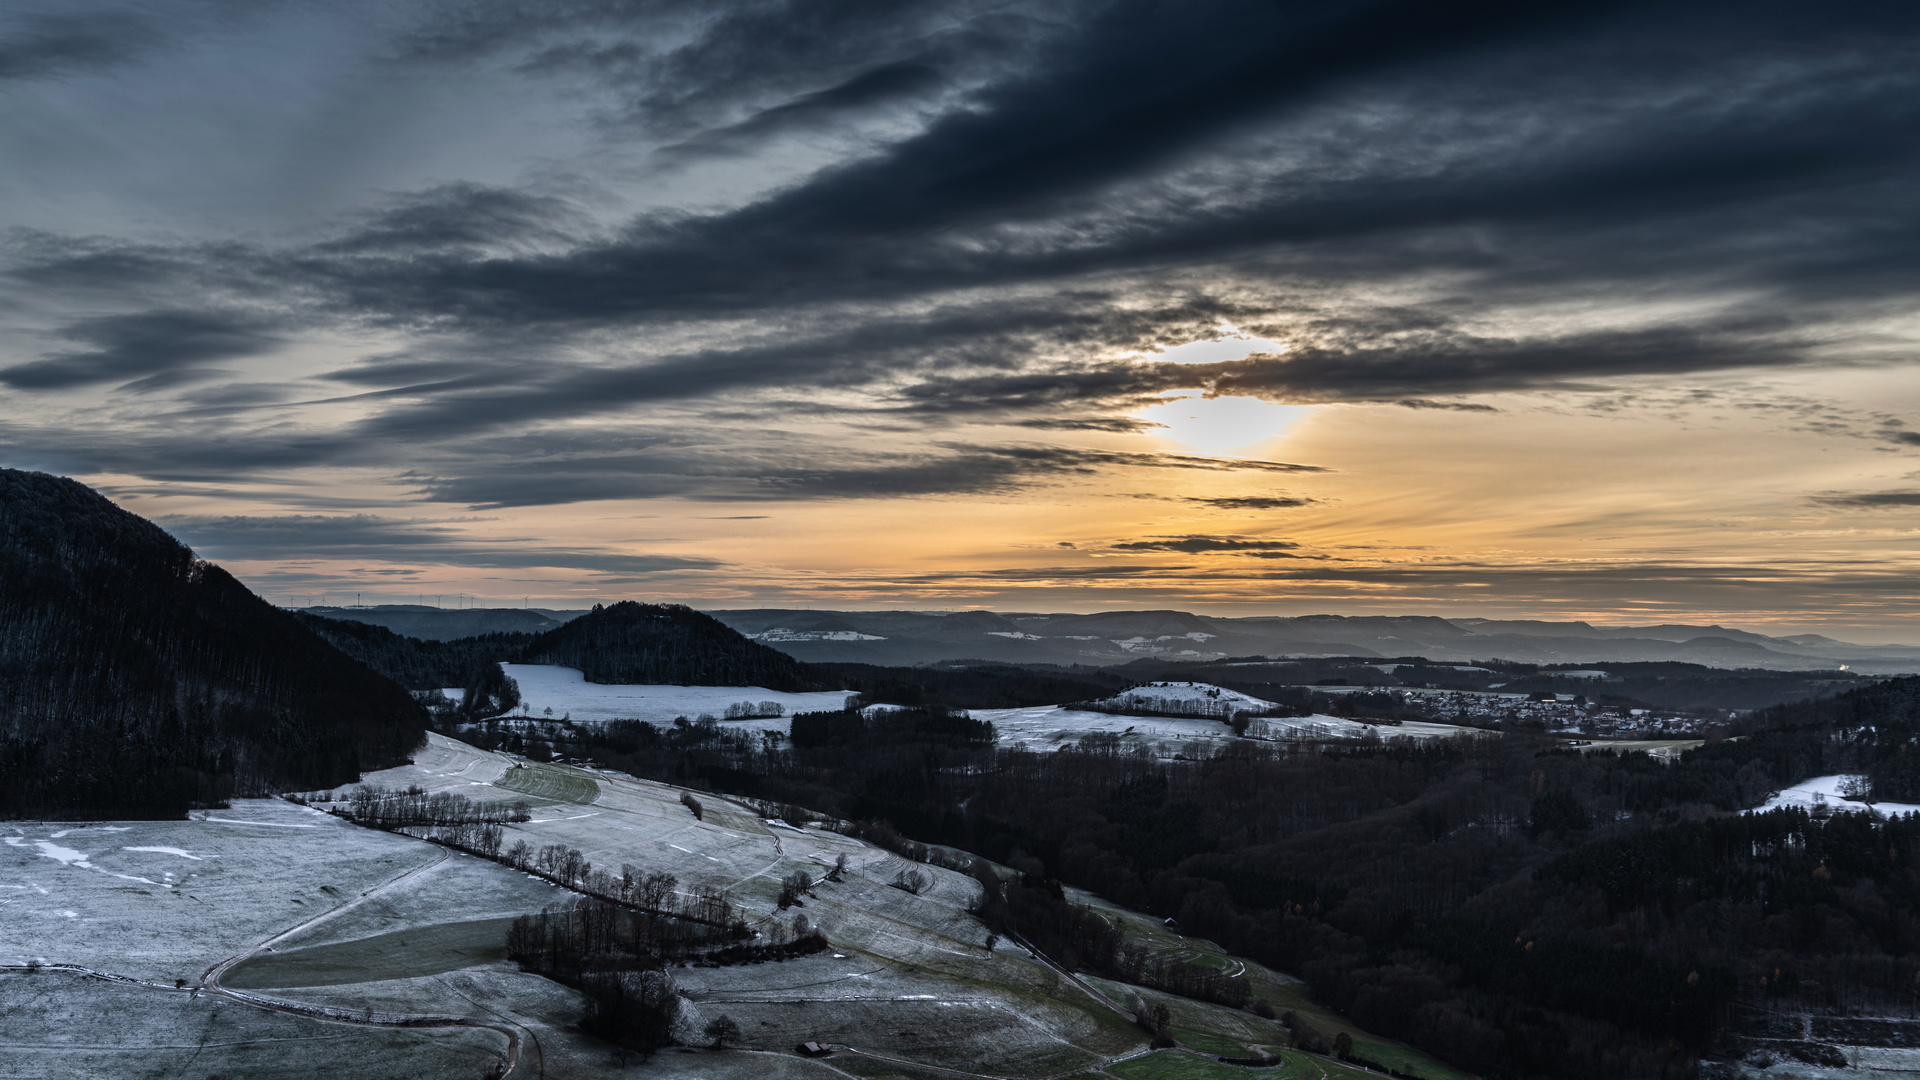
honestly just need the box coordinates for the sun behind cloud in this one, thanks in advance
[1137,392,1312,454]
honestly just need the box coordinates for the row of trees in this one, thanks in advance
[507,895,823,1053]
[512,679,1920,1079]
[323,784,532,828]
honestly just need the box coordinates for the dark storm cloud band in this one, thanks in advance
[1,0,1918,540]
[161,514,722,575]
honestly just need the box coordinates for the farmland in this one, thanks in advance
[2,731,1468,1079]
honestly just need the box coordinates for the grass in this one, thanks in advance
[833,1056,958,1080]
[1109,1050,1297,1080]
[1171,1028,1250,1055]
[1346,1038,1475,1080]
[221,917,516,988]
[1083,958,1471,1080]
[494,762,599,804]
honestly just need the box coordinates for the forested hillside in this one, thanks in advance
[0,470,425,819]
[519,601,826,690]
[292,611,535,691]
[518,674,1920,1079]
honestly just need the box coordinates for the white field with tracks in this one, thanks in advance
[5,734,1320,1079]
[4,666,1486,1080]
[473,664,1481,755]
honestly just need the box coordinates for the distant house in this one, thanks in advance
[795,1042,831,1056]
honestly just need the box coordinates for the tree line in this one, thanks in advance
[506,678,1920,1079]
[1,469,424,820]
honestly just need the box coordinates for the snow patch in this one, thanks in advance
[750,629,885,642]
[1754,775,1920,818]
[123,846,203,860]
[485,663,856,726]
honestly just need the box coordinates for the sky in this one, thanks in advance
[4,0,1920,638]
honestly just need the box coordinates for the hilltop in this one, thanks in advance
[518,601,827,691]
[0,469,424,818]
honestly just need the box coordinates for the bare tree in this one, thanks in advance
[704,1013,741,1049]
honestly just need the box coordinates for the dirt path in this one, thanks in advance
[3,962,526,1079]
[200,844,451,985]
[195,842,533,1076]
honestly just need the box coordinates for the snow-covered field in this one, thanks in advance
[977,705,1479,753]
[1088,680,1277,718]
[1754,775,1920,818]
[448,663,857,725]
[1,735,1160,1079]
[449,666,1484,753]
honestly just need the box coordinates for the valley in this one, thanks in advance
[4,731,1459,1080]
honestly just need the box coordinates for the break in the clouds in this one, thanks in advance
[3,0,1920,629]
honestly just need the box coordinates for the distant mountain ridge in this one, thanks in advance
[300,604,1920,672]
[0,470,425,819]
[299,604,587,641]
[706,608,1920,673]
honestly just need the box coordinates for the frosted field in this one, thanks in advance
[450,663,857,724]
[0,977,503,1080]
[3,732,1142,1079]
[1756,775,1920,818]
[977,705,1480,754]
[355,735,1158,1076]
[3,729,1472,1078]
[460,665,1481,756]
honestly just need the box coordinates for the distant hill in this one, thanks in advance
[710,608,1920,673]
[291,611,536,691]
[297,604,586,641]
[520,601,827,691]
[0,470,425,819]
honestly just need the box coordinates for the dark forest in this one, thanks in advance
[0,469,425,819]
[488,687,1920,1080]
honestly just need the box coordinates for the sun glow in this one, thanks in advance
[1147,329,1285,365]
[1137,392,1310,454]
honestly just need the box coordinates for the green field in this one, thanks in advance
[494,762,600,804]
[1109,1050,1291,1080]
[222,917,516,988]
[1170,1027,1252,1055]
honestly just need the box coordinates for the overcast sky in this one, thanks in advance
[5,0,1920,636]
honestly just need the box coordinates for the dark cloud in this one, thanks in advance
[1396,399,1500,412]
[0,310,280,390]
[404,441,1326,508]
[1888,431,1920,447]
[0,12,151,80]
[657,61,947,157]
[1013,416,1164,433]
[1112,535,1302,555]
[314,184,585,256]
[1812,491,1920,508]
[5,0,1914,425]
[161,514,723,574]
[3,0,1919,589]
[1184,495,1315,510]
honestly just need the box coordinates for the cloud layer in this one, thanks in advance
[2,0,1918,624]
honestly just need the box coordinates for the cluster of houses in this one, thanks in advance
[1387,688,1718,737]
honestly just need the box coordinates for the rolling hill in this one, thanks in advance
[0,469,426,818]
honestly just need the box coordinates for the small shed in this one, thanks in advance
[795,1041,831,1057]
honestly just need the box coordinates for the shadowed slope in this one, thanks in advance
[520,600,826,691]
[0,469,425,818]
